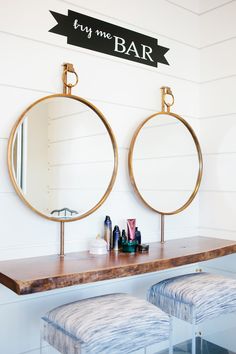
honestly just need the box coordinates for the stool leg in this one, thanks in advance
[200,335,203,353]
[39,336,43,354]
[169,316,173,354]
[190,307,197,354]
[40,335,48,354]
[191,321,196,354]
[40,320,44,354]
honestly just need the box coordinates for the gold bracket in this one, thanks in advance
[62,63,79,95]
[161,86,174,113]
[159,86,175,243]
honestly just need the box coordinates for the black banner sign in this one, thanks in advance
[49,10,169,68]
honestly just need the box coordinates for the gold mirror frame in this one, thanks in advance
[128,87,203,242]
[8,94,118,223]
[7,64,118,255]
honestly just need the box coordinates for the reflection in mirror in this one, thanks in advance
[11,96,115,220]
[131,114,200,214]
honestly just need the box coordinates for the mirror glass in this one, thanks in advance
[10,95,116,220]
[131,113,201,214]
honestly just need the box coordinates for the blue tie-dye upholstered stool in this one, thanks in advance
[147,272,236,354]
[40,293,173,354]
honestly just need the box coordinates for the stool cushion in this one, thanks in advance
[148,272,236,325]
[42,293,170,354]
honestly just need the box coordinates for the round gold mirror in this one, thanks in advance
[128,87,203,242]
[8,64,118,255]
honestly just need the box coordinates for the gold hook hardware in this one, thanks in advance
[62,63,79,95]
[161,86,175,112]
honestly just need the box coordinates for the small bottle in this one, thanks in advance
[113,225,120,251]
[127,219,136,241]
[118,232,122,250]
[135,227,142,245]
[121,229,127,244]
[104,216,112,251]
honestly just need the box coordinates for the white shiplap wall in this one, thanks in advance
[197,2,236,350]
[0,0,235,353]
[0,0,199,260]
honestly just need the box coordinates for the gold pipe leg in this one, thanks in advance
[60,221,65,257]
[161,214,165,244]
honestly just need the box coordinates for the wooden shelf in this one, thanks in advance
[0,236,236,295]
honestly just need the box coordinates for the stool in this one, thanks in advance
[40,293,172,354]
[147,272,236,354]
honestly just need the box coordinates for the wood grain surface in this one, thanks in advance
[0,236,236,295]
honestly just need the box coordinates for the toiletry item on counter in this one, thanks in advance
[127,219,136,241]
[121,229,127,244]
[104,215,112,251]
[122,240,138,253]
[121,220,140,253]
[118,230,124,249]
[138,244,149,253]
[113,225,120,251]
[89,235,108,255]
[135,227,142,244]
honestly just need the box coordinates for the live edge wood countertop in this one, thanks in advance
[0,236,236,295]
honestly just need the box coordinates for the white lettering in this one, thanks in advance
[125,41,140,58]
[114,36,126,53]
[141,44,154,62]
[73,19,92,39]
[73,19,80,29]
[113,38,154,63]
[95,30,112,39]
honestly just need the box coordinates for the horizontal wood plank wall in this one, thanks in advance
[198,1,236,351]
[2,0,235,353]
[199,1,236,240]
[0,0,199,261]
